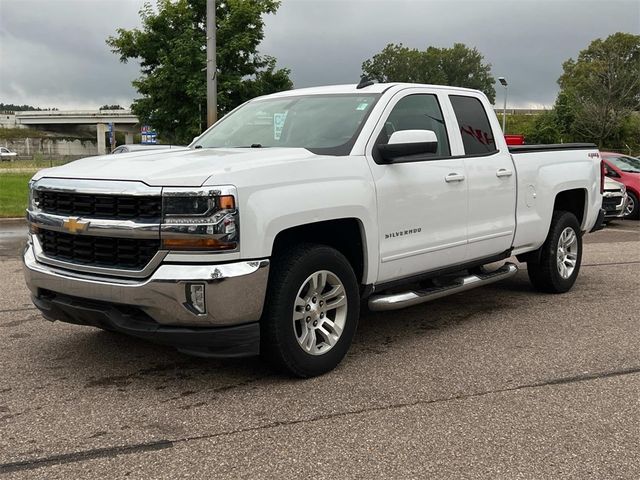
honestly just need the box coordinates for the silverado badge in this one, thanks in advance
[62,217,89,234]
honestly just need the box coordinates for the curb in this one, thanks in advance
[0,217,26,223]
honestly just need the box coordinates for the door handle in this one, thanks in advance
[496,168,513,178]
[445,173,465,183]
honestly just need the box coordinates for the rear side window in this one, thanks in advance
[449,95,497,155]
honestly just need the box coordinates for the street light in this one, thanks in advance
[206,0,217,127]
[498,76,508,133]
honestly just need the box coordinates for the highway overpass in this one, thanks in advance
[13,110,140,154]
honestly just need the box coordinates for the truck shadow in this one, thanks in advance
[33,273,536,388]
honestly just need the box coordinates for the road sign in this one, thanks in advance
[141,125,158,144]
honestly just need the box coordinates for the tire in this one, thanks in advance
[624,191,639,220]
[261,244,360,378]
[527,211,583,293]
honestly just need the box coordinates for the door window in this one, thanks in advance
[449,95,497,155]
[376,94,451,158]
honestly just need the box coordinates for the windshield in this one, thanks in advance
[192,93,380,155]
[607,155,640,173]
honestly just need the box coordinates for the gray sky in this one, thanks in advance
[1,0,638,109]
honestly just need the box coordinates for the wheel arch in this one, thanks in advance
[271,218,369,285]
[553,188,588,228]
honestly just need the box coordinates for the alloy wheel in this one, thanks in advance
[556,227,578,279]
[292,270,347,355]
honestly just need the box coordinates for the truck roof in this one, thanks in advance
[259,82,484,99]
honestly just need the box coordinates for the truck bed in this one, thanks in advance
[508,143,597,154]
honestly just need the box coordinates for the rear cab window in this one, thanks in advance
[449,95,497,156]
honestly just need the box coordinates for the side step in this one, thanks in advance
[368,263,518,312]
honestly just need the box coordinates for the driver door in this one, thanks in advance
[366,90,468,284]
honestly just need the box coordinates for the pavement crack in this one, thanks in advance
[581,260,640,267]
[0,439,173,474]
[175,366,640,446]
[1,367,638,473]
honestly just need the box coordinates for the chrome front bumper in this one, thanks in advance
[603,192,628,219]
[23,243,270,327]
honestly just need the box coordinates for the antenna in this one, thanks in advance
[356,75,374,89]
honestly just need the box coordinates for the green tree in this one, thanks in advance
[362,43,496,103]
[557,32,640,147]
[107,0,292,144]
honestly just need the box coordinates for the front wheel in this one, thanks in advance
[261,244,360,377]
[624,191,639,220]
[527,211,583,293]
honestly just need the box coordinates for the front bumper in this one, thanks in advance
[602,192,628,219]
[31,292,260,358]
[23,243,269,328]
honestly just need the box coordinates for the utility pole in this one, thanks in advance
[206,0,217,127]
[498,76,508,133]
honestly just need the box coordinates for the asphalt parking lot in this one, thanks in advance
[0,220,638,479]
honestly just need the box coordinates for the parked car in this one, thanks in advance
[0,146,17,161]
[111,144,183,154]
[601,151,640,219]
[504,134,525,146]
[24,82,604,377]
[602,177,628,220]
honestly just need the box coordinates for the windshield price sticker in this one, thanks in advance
[273,112,288,140]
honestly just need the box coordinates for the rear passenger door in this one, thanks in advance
[448,94,516,260]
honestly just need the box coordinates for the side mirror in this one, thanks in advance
[605,168,619,178]
[377,130,438,163]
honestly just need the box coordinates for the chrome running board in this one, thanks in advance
[368,263,518,312]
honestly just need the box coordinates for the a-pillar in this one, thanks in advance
[125,132,134,145]
[96,123,107,155]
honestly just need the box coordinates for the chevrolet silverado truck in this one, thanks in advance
[23,82,606,377]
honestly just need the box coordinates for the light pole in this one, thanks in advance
[498,77,508,133]
[206,0,217,127]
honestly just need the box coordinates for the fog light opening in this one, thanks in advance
[186,283,207,314]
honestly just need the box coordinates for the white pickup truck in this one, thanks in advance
[24,82,605,377]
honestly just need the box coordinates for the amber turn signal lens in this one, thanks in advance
[218,195,235,210]
[162,238,237,250]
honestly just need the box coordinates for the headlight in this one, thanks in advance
[161,187,239,251]
[620,184,626,194]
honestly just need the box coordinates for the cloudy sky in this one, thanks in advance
[1,0,638,110]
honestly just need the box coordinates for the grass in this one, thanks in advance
[0,172,32,217]
[0,157,70,170]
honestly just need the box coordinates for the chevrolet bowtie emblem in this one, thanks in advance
[62,217,89,234]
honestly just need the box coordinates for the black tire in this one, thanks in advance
[624,191,639,220]
[261,244,360,378]
[527,210,583,293]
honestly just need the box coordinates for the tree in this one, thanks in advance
[0,103,45,111]
[107,0,292,144]
[557,32,640,147]
[99,104,125,110]
[362,43,496,103]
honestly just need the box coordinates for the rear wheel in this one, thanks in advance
[527,211,583,293]
[261,244,360,377]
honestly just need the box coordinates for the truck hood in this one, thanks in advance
[33,147,317,186]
